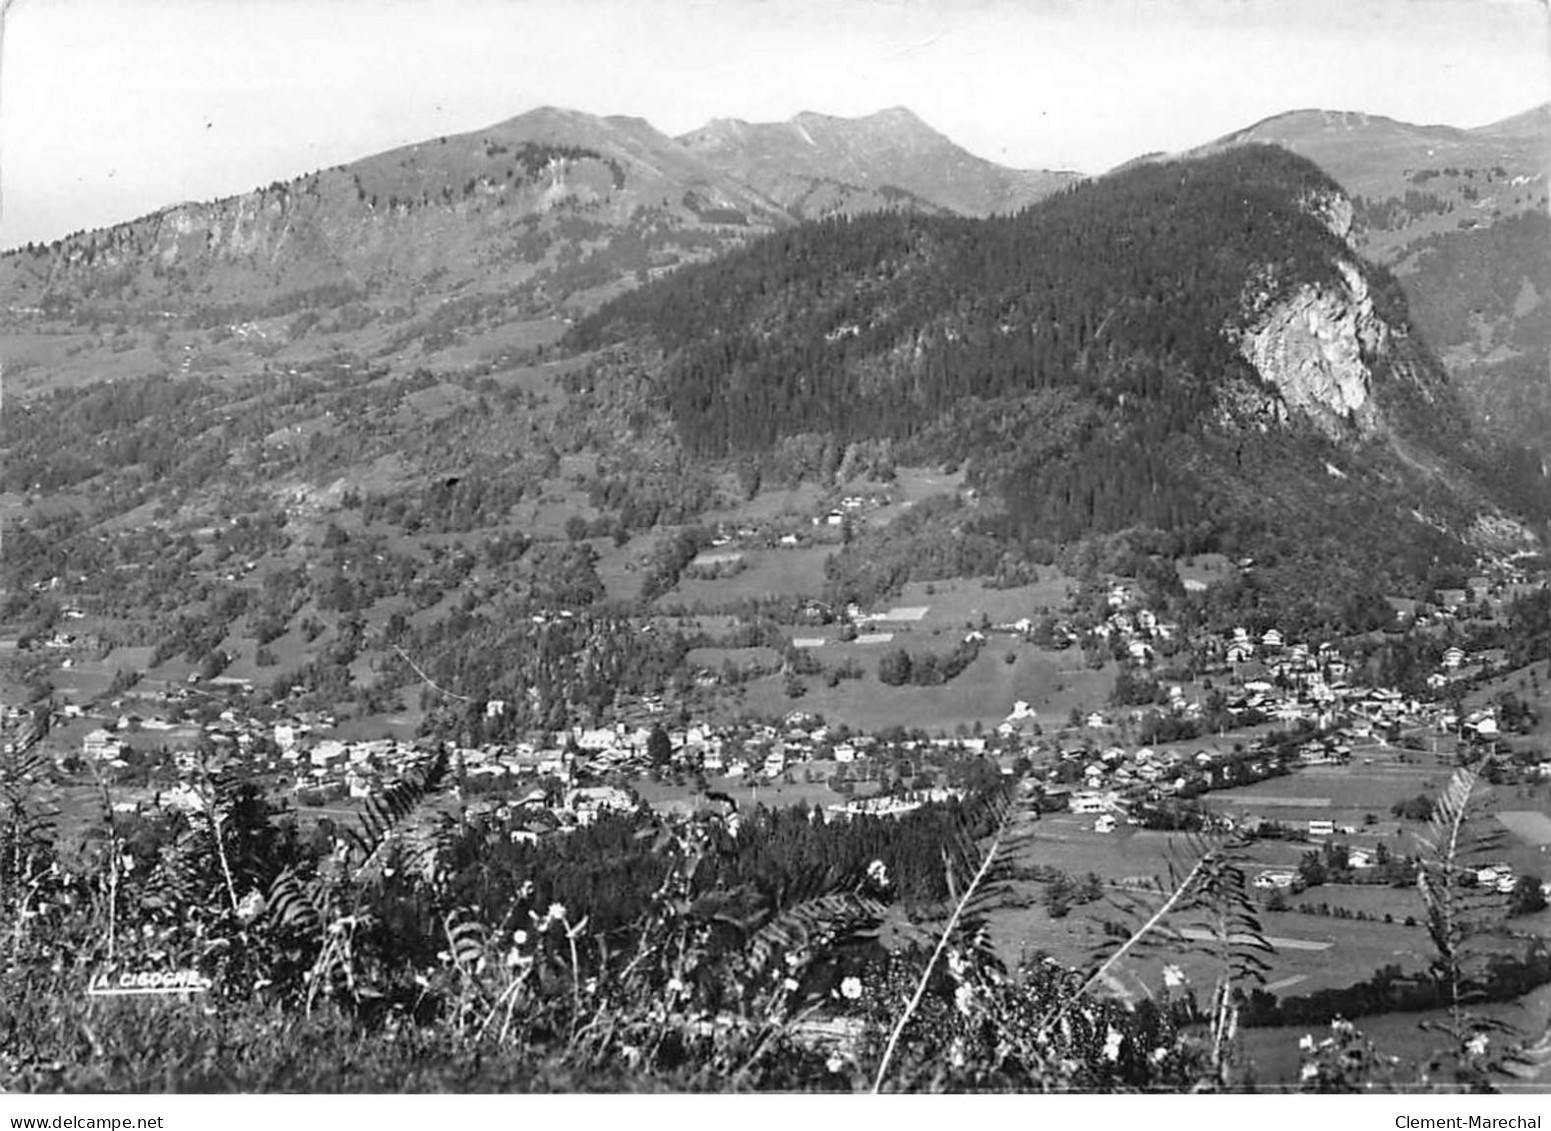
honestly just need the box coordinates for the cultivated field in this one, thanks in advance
[669,546,834,606]
[1499,809,1551,846]
[727,647,1116,733]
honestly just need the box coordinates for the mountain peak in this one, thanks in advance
[679,107,1077,217]
[1171,101,1548,209]
[788,106,942,139]
[863,105,932,129]
[1226,107,1473,143]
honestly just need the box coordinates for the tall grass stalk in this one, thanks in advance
[871,823,1005,1092]
[1039,849,1213,1041]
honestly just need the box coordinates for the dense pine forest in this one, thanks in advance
[572,147,1371,458]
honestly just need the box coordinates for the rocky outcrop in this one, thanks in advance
[1300,188,1355,243]
[1235,258,1391,440]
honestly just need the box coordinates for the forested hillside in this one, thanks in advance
[571,146,1544,602]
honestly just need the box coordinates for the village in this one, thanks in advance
[10,557,1550,914]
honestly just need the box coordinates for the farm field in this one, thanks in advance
[728,646,1116,733]
[876,576,1077,628]
[1500,809,1551,846]
[408,317,570,369]
[1204,757,1458,827]
[1175,552,1237,591]
[593,536,649,604]
[631,773,865,814]
[698,483,827,526]
[668,546,834,606]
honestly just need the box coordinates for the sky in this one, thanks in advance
[1,0,1547,250]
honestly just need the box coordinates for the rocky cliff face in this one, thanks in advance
[1301,187,1355,243]
[1236,256,1391,439]
[1226,184,1424,441]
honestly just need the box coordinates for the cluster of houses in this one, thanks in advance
[1036,738,1291,828]
[1082,584,1182,664]
[808,493,888,530]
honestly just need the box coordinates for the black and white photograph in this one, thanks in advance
[1,0,1549,1107]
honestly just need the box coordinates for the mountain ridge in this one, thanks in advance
[0,105,798,327]
[678,106,1080,218]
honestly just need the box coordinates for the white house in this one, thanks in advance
[1070,791,1117,814]
[1254,870,1296,890]
[310,740,347,768]
[82,728,124,761]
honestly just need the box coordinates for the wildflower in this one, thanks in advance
[1162,964,1186,989]
[826,1053,845,1074]
[949,1038,967,1069]
[840,976,863,1000]
[1150,1046,1168,1065]
[954,984,975,1016]
[782,977,800,993]
[1300,1063,1320,1082]
[666,977,685,995]
[866,859,890,889]
[946,949,968,979]
[547,901,568,923]
[512,929,528,946]
[235,890,265,923]
[1102,1028,1124,1063]
[1466,1034,1490,1057]
[1299,1034,1316,1052]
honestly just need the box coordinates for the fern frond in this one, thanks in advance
[745,890,886,978]
[266,868,325,934]
[1417,764,1480,872]
[1412,756,1515,1041]
[343,746,450,880]
[444,907,489,972]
